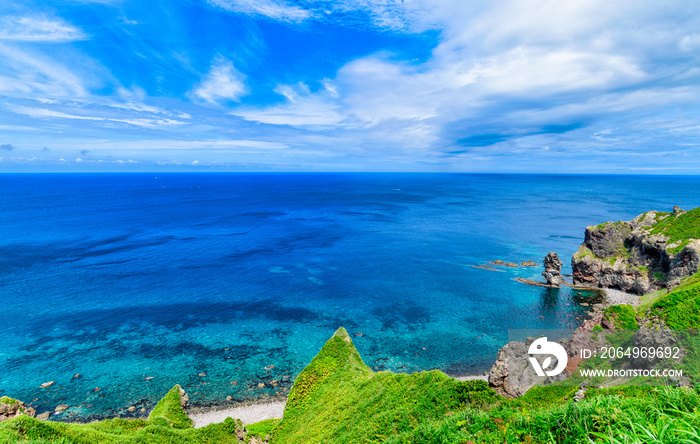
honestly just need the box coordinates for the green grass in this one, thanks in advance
[603,304,639,329]
[245,419,280,442]
[148,385,192,429]
[273,327,500,444]
[0,387,246,443]
[0,397,19,407]
[381,387,700,444]
[650,207,700,254]
[573,245,595,259]
[649,271,700,329]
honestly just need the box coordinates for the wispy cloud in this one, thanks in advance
[191,56,248,104]
[207,0,311,23]
[11,106,188,129]
[0,16,87,42]
[235,81,344,126]
[0,43,89,97]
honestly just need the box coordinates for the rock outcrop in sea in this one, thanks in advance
[542,252,563,286]
[571,207,700,294]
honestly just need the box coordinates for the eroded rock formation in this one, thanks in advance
[542,252,563,286]
[571,207,700,294]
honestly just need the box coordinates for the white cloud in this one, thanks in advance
[208,0,310,22]
[191,56,248,104]
[11,106,188,129]
[235,82,345,126]
[231,0,700,166]
[0,43,88,97]
[0,16,87,42]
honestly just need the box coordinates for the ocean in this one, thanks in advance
[1,173,699,420]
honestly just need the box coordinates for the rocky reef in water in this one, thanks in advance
[571,206,700,295]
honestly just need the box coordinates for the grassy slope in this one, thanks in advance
[650,207,700,254]
[649,271,700,329]
[383,386,700,444]
[0,386,244,444]
[268,325,700,443]
[273,327,499,444]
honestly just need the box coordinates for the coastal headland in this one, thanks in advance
[2,206,699,443]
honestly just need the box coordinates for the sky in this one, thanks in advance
[0,0,699,173]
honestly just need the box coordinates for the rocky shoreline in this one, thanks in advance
[571,206,700,294]
[487,206,700,398]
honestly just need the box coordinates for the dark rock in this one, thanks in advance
[584,222,632,258]
[542,252,563,286]
[667,241,700,287]
[488,338,567,398]
[673,205,682,214]
[601,318,615,329]
[572,209,700,294]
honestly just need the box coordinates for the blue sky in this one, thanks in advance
[1,0,699,172]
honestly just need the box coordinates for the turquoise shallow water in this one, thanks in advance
[0,173,699,420]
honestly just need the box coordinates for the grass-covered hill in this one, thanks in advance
[0,385,248,444]
[273,327,498,443]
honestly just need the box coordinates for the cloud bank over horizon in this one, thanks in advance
[0,0,699,173]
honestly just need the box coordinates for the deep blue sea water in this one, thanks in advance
[1,173,699,420]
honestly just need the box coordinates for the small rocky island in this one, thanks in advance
[542,252,563,286]
[571,206,700,294]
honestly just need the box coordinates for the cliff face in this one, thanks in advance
[571,206,700,294]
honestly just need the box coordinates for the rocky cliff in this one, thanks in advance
[571,206,700,294]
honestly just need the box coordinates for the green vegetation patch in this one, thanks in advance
[245,418,280,442]
[650,271,700,329]
[0,387,246,444]
[603,304,639,329]
[382,386,700,444]
[650,206,700,254]
[573,245,595,259]
[274,327,500,444]
[0,397,19,407]
[148,385,192,429]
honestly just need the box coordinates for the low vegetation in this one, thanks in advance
[0,386,245,443]
[274,327,499,443]
[650,207,700,254]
